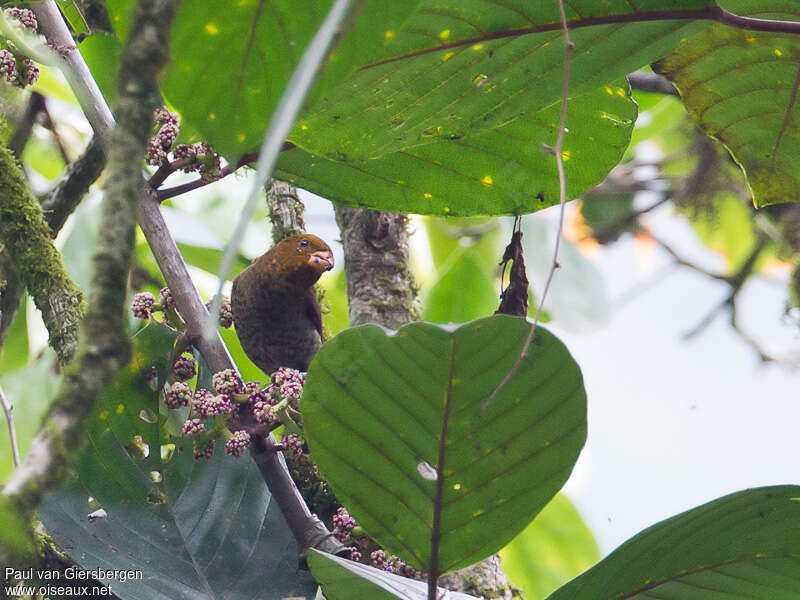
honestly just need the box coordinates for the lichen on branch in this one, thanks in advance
[0,141,84,364]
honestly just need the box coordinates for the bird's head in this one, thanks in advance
[294,233,334,274]
[261,233,334,291]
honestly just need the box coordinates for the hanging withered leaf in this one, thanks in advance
[495,230,529,317]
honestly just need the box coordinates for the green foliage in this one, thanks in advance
[547,486,800,599]
[422,217,502,322]
[0,294,27,372]
[688,194,776,273]
[303,316,587,574]
[0,354,60,482]
[38,322,316,599]
[500,494,600,600]
[0,495,35,560]
[79,33,122,105]
[654,1,800,208]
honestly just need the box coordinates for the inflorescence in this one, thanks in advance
[0,8,40,88]
[135,295,309,462]
[146,107,222,182]
[130,287,232,331]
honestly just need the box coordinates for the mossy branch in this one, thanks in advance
[3,0,179,521]
[0,142,84,364]
[0,137,106,354]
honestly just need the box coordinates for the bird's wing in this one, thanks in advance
[304,287,324,340]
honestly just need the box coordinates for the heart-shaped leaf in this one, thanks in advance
[308,549,480,600]
[546,485,800,599]
[303,315,587,575]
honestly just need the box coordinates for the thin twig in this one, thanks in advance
[0,384,20,469]
[38,98,71,165]
[7,91,46,159]
[153,151,265,200]
[203,0,352,343]
[484,0,572,408]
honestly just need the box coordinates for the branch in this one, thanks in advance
[3,0,178,524]
[7,91,46,158]
[0,137,104,357]
[652,233,772,346]
[333,206,420,328]
[0,384,20,469]
[151,150,264,199]
[0,141,84,364]
[627,71,679,96]
[40,136,106,234]
[266,178,307,243]
[361,7,800,69]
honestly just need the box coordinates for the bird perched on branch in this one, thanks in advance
[231,233,334,375]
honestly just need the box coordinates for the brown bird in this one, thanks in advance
[231,233,334,375]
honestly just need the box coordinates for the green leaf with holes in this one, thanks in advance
[39,322,316,600]
[276,81,635,215]
[303,315,587,575]
[546,486,800,599]
[653,1,800,207]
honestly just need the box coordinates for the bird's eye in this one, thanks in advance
[299,239,310,247]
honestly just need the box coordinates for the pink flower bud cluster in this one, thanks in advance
[224,430,251,456]
[0,9,40,89]
[172,355,197,382]
[204,297,233,328]
[332,507,358,542]
[131,292,157,318]
[146,108,180,166]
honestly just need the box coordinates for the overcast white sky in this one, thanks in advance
[548,203,800,553]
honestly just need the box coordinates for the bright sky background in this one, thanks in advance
[549,202,800,554]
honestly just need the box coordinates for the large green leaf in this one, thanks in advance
[154,1,422,160]
[39,322,316,600]
[500,494,600,600]
[308,549,480,600]
[101,1,729,215]
[653,1,800,207]
[276,81,635,215]
[292,1,709,159]
[303,316,587,575]
[547,486,800,599]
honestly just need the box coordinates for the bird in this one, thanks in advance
[231,233,334,375]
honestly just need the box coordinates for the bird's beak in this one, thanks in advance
[309,249,334,272]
